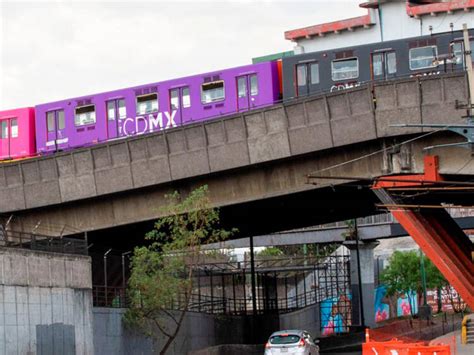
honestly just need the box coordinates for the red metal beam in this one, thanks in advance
[372,155,474,310]
[284,13,374,41]
[407,0,474,17]
[373,155,443,189]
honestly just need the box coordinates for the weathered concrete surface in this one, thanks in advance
[93,305,321,355]
[93,308,255,355]
[0,248,93,354]
[0,73,471,235]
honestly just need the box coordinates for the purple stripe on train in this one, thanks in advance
[35,62,280,153]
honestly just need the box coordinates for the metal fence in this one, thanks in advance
[0,229,88,255]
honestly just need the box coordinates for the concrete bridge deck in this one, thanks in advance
[0,73,472,236]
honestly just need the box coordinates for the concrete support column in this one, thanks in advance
[344,240,379,329]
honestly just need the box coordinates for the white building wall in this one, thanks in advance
[420,11,474,37]
[294,3,474,54]
[380,2,421,41]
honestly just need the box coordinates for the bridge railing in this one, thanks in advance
[0,229,87,255]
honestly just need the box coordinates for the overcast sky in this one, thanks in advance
[0,0,365,110]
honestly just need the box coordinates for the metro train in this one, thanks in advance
[1,29,473,162]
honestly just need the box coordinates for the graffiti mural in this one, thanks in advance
[320,293,351,335]
[374,285,419,322]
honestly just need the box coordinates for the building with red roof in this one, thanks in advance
[285,0,474,54]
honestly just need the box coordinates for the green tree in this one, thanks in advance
[256,247,284,258]
[124,186,235,355]
[380,250,446,318]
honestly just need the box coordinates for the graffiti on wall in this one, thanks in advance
[374,285,418,322]
[320,293,351,335]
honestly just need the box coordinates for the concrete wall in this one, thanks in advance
[280,303,320,337]
[93,308,246,355]
[1,73,470,235]
[0,248,93,354]
[94,304,320,355]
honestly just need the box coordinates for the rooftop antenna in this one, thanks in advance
[391,24,474,152]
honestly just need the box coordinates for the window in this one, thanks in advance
[10,119,18,138]
[108,99,126,120]
[170,89,179,110]
[372,53,383,77]
[409,46,438,70]
[332,58,359,81]
[75,105,96,126]
[296,64,307,86]
[57,110,65,130]
[47,111,55,132]
[118,99,126,118]
[310,63,320,84]
[107,101,115,120]
[250,74,258,96]
[201,81,225,103]
[238,77,247,98]
[269,335,301,345]
[451,41,474,66]
[136,93,158,114]
[182,87,191,108]
[0,121,8,139]
[386,52,397,74]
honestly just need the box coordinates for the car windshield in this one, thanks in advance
[269,334,301,345]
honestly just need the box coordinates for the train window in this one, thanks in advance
[296,64,307,87]
[451,41,474,66]
[250,74,258,96]
[310,63,320,84]
[332,58,359,81]
[201,80,225,104]
[170,89,179,110]
[10,119,18,138]
[238,77,247,98]
[75,105,96,126]
[136,93,158,115]
[182,87,191,108]
[58,110,65,130]
[47,112,55,132]
[387,52,397,74]
[373,54,383,76]
[409,46,437,70]
[118,99,126,118]
[0,121,8,139]
[107,101,115,120]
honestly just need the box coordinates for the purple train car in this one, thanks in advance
[35,62,280,153]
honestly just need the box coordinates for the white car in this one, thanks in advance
[264,330,319,355]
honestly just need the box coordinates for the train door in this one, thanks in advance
[106,98,126,139]
[170,86,191,126]
[236,74,258,112]
[295,61,320,97]
[46,109,66,150]
[371,51,397,81]
[0,118,13,158]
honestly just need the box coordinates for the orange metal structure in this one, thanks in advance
[372,155,474,310]
[363,329,453,355]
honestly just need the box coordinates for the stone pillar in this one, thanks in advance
[344,240,379,329]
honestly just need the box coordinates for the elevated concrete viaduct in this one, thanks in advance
[0,73,472,237]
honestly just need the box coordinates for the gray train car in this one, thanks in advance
[282,29,474,100]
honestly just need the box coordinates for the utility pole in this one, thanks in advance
[354,218,366,328]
